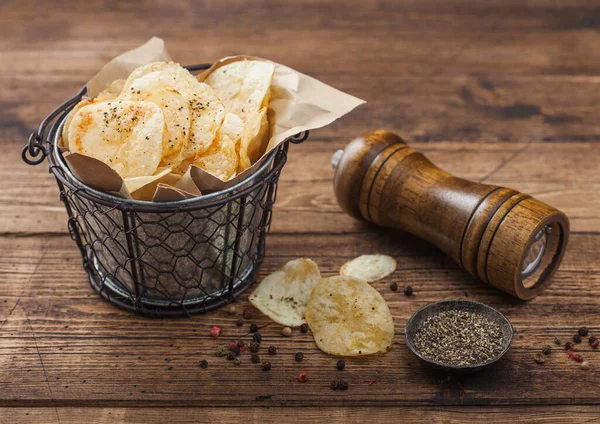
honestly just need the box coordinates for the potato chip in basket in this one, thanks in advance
[305,275,394,356]
[249,258,321,327]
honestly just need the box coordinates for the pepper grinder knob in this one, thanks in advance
[332,130,569,300]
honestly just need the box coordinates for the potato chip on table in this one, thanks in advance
[305,275,395,356]
[340,254,397,282]
[249,258,321,327]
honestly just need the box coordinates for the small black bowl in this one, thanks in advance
[404,299,514,374]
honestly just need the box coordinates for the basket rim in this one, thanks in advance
[46,63,298,213]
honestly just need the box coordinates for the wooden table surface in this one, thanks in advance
[2,0,600,422]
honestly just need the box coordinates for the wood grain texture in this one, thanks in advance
[2,0,600,419]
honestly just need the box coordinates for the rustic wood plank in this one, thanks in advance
[3,406,600,424]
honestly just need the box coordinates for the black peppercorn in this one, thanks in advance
[542,345,552,355]
[268,346,277,355]
[237,340,246,348]
[251,354,261,364]
[404,285,413,296]
[230,347,241,356]
[236,318,244,327]
[565,342,574,350]
[253,332,262,343]
[390,282,398,292]
[300,323,309,333]
[249,323,259,333]
[573,334,582,344]
[589,335,597,345]
[338,380,349,390]
[262,361,272,371]
[578,327,589,337]
[592,339,599,349]
[336,359,345,370]
[250,342,260,353]
[295,352,304,362]
[226,352,235,361]
[330,381,339,390]
[200,360,208,369]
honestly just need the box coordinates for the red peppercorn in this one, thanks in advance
[229,340,238,351]
[210,326,222,337]
[298,372,308,383]
[243,306,258,319]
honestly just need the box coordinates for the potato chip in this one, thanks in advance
[192,113,241,181]
[68,100,164,178]
[60,98,93,148]
[120,72,191,167]
[249,258,321,327]
[95,79,125,102]
[238,107,270,172]
[123,62,225,161]
[305,275,394,356]
[340,254,397,282]
[204,60,274,121]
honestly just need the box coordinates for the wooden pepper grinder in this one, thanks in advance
[332,130,569,300]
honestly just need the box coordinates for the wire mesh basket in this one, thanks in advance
[22,63,309,317]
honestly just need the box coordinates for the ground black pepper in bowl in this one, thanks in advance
[405,300,514,373]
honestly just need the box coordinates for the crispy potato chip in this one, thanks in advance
[68,100,164,178]
[249,258,321,327]
[123,62,225,161]
[305,275,394,356]
[120,72,191,167]
[192,113,241,181]
[238,107,270,172]
[340,254,397,282]
[95,79,125,102]
[204,60,274,121]
[60,98,93,148]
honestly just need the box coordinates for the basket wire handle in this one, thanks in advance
[22,85,87,166]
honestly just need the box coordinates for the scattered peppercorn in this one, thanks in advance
[565,342,574,350]
[243,306,258,319]
[581,361,590,370]
[338,380,349,390]
[554,337,563,346]
[233,358,241,366]
[215,345,228,357]
[336,360,346,371]
[300,323,309,333]
[228,305,236,315]
[578,327,589,337]
[390,282,398,292]
[262,361,272,371]
[589,336,597,345]
[226,352,236,361]
[295,352,304,362]
[298,371,308,383]
[249,323,259,333]
[229,340,238,351]
[573,334,582,344]
[230,347,241,356]
[237,340,246,348]
[251,354,261,364]
[542,345,552,355]
[330,381,339,390]
[567,348,583,363]
[250,342,260,353]
[591,339,599,349]
[210,326,222,337]
[268,346,277,355]
[533,353,546,364]
[404,285,413,296]
[282,327,292,337]
[253,332,262,343]
[200,360,208,369]
[236,318,244,327]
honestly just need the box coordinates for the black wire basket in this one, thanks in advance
[22,63,309,317]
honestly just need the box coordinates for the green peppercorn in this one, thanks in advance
[542,345,552,355]
[262,361,272,371]
[554,337,562,346]
[200,360,208,369]
[215,345,228,357]
[295,352,304,362]
[300,323,309,333]
[268,346,277,355]
[336,360,345,370]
